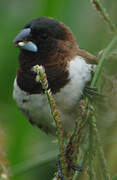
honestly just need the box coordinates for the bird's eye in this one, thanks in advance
[41,33,48,39]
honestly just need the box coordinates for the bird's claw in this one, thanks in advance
[57,155,67,180]
[84,86,104,99]
[57,155,82,180]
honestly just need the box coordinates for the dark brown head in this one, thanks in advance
[13,17,78,94]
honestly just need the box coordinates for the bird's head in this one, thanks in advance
[13,17,78,67]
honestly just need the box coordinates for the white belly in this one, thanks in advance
[13,56,92,135]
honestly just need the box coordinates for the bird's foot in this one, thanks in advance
[57,155,82,180]
[84,86,103,99]
[57,155,67,180]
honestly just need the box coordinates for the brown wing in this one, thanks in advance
[77,48,98,64]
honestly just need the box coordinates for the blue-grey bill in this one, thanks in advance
[18,41,38,52]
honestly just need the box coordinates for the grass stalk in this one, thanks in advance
[96,129,111,180]
[91,0,117,33]
[87,36,117,180]
[33,65,66,176]
[89,4,117,178]
[0,129,9,180]
[91,35,117,87]
[87,34,117,180]
[88,120,94,180]
[75,24,117,180]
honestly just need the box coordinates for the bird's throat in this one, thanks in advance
[17,61,70,94]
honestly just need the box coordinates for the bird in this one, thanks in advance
[13,17,97,136]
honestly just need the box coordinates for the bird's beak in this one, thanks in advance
[13,28,38,52]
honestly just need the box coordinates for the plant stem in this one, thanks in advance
[95,125,110,180]
[72,34,117,179]
[91,0,117,33]
[33,65,66,175]
[87,30,117,180]
[91,35,117,87]
[90,3,117,180]
[88,120,94,180]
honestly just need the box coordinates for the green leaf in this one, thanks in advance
[11,150,58,176]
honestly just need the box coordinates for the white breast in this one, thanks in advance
[13,56,92,135]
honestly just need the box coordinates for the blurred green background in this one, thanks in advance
[0,0,117,179]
